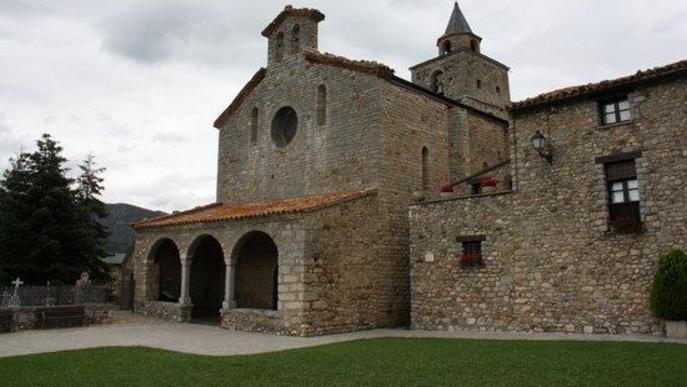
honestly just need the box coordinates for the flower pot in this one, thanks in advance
[666,320,687,339]
[482,186,497,194]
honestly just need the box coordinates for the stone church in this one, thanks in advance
[131,4,686,336]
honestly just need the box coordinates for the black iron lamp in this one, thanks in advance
[531,130,553,164]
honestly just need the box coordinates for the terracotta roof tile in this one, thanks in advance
[131,189,377,230]
[511,60,687,111]
[261,6,325,37]
[304,50,396,78]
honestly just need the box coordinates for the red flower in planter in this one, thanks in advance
[480,177,497,187]
[440,182,454,193]
[460,253,482,264]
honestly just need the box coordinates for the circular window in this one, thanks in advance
[271,106,298,147]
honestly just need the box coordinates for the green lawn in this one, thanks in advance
[1,338,686,386]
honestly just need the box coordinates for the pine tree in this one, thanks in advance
[0,134,111,285]
[75,153,111,282]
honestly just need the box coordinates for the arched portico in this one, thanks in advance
[231,231,279,310]
[188,235,226,320]
[147,238,181,302]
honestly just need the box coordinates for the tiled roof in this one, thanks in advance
[512,60,687,111]
[131,189,377,230]
[214,68,266,129]
[261,6,325,37]
[304,50,395,78]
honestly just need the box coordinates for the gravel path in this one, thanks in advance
[1,312,684,358]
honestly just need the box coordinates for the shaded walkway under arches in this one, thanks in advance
[189,236,225,321]
[234,231,279,310]
[150,239,181,302]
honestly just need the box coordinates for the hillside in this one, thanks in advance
[104,203,166,255]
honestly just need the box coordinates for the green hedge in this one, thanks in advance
[650,248,687,321]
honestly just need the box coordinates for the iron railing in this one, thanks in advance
[0,285,108,308]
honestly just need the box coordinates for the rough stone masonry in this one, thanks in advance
[129,4,687,336]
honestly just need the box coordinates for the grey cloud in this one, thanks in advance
[99,1,260,67]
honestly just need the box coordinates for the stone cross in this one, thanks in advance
[11,278,23,296]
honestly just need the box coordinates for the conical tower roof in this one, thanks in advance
[443,2,473,36]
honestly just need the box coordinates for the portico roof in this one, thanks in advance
[131,189,377,230]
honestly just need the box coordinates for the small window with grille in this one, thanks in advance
[458,236,485,267]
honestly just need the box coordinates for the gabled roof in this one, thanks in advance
[214,51,507,129]
[443,2,473,37]
[131,189,377,230]
[261,6,325,37]
[304,50,395,78]
[511,60,687,111]
[214,68,266,129]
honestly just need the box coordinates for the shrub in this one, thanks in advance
[480,177,497,187]
[650,248,687,321]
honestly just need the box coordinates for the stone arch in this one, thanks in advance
[317,84,327,126]
[250,107,259,145]
[232,231,279,310]
[188,235,226,320]
[431,71,444,94]
[291,24,301,53]
[422,146,430,192]
[147,238,181,302]
[275,32,284,62]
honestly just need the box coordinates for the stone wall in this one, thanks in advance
[410,49,510,110]
[0,304,115,334]
[216,54,381,205]
[410,75,687,335]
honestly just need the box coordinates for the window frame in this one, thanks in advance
[603,158,642,231]
[599,96,631,126]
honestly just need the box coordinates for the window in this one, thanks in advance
[605,159,641,228]
[317,85,327,126]
[470,40,477,52]
[496,86,501,94]
[275,32,284,62]
[443,41,452,54]
[291,25,301,53]
[422,147,430,192]
[271,106,297,147]
[431,71,445,94]
[250,108,258,145]
[476,79,482,89]
[470,182,481,195]
[600,97,631,125]
[458,236,485,266]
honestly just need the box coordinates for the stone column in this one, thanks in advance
[179,257,192,306]
[221,261,237,311]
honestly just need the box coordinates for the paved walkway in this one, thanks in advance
[1,312,685,358]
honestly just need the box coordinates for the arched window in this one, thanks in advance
[431,71,445,94]
[271,106,298,147]
[250,108,258,145]
[291,25,301,53]
[443,41,452,54]
[275,32,284,62]
[317,85,327,126]
[422,147,430,192]
[470,40,477,52]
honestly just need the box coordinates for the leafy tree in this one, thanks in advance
[650,248,687,321]
[0,134,111,285]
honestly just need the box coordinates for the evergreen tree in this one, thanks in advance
[0,134,111,285]
[75,153,111,282]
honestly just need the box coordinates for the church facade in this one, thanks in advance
[131,4,686,336]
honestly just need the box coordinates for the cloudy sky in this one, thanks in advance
[1,0,685,212]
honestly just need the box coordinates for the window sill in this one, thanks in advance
[598,120,634,130]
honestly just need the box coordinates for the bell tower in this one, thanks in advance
[410,2,510,112]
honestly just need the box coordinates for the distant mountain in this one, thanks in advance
[103,203,167,255]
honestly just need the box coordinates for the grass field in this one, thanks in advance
[0,338,686,386]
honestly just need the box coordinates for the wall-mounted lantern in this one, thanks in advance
[531,130,553,164]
